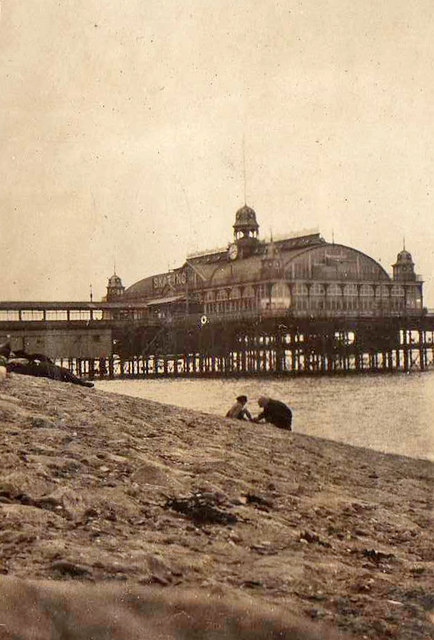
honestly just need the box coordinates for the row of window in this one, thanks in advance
[287,264,382,279]
[205,299,257,314]
[204,282,420,302]
[0,310,105,322]
[204,296,422,315]
[292,298,421,312]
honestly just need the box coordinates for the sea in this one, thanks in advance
[95,371,434,462]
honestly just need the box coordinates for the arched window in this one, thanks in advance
[343,284,358,296]
[292,282,308,310]
[242,285,256,310]
[309,283,325,311]
[294,282,308,296]
[406,286,422,310]
[269,282,291,309]
[311,283,325,296]
[360,284,374,296]
[343,283,358,311]
[391,285,405,311]
[359,284,374,311]
[327,283,342,310]
[243,285,255,298]
[227,287,241,311]
[327,283,341,296]
[391,285,404,297]
[379,284,391,298]
[215,289,228,314]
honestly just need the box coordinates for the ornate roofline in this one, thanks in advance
[281,243,392,280]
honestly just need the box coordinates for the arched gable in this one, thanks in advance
[207,257,262,286]
[282,243,391,282]
[124,275,155,300]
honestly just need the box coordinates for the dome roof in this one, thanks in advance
[233,204,259,231]
[108,273,123,287]
[396,249,413,263]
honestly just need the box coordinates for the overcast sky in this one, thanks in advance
[0,0,433,304]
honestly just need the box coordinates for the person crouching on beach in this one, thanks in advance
[0,355,7,382]
[253,396,292,431]
[0,339,11,382]
[226,395,252,421]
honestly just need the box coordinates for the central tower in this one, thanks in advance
[232,204,259,259]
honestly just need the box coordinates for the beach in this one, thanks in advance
[0,373,433,638]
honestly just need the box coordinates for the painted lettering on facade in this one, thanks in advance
[153,271,187,290]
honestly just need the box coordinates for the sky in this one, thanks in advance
[0,0,433,305]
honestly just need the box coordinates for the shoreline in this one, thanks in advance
[97,380,431,464]
[0,374,433,638]
[94,373,434,463]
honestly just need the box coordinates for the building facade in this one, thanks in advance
[105,205,424,319]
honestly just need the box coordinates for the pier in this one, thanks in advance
[1,301,433,380]
[2,205,430,380]
[108,310,434,379]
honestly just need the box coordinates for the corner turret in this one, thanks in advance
[106,272,125,301]
[392,246,416,282]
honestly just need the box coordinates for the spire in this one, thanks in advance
[242,133,247,205]
[262,229,282,275]
[268,228,276,257]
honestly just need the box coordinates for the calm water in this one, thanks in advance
[96,372,434,462]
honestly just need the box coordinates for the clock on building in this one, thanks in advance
[228,243,238,260]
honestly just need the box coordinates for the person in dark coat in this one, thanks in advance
[6,351,94,388]
[253,396,292,431]
[0,339,11,359]
[13,349,53,363]
[226,395,252,421]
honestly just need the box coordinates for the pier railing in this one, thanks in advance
[1,300,433,379]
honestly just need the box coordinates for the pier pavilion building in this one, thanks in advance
[0,205,429,377]
[106,205,424,320]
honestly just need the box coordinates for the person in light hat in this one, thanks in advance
[0,355,7,382]
[226,395,252,421]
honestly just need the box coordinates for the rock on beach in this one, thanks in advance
[0,373,433,639]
